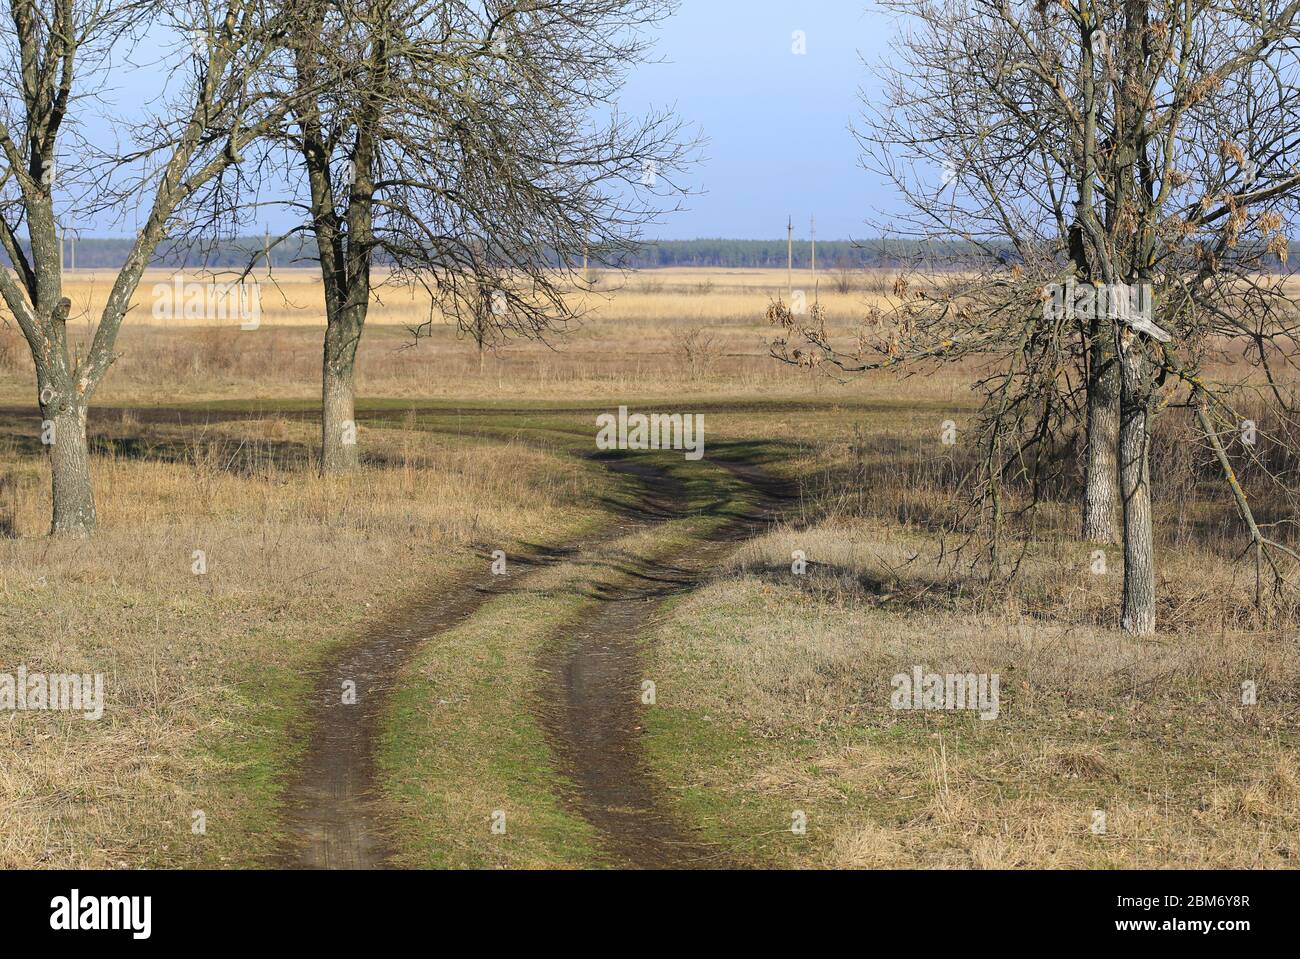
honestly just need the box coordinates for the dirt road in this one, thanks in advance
[276,446,792,869]
[0,403,793,868]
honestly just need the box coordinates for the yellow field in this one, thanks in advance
[48,266,881,329]
[1,266,902,405]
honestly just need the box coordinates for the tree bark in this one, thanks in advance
[1083,324,1121,543]
[321,325,360,473]
[1118,333,1156,635]
[46,401,96,535]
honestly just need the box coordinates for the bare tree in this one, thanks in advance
[275,0,695,472]
[0,0,297,533]
[773,0,1300,634]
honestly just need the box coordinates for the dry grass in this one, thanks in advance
[640,409,1300,868]
[1,266,1297,869]
[0,266,897,405]
[0,414,608,867]
[2,265,1294,405]
[645,542,1300,866]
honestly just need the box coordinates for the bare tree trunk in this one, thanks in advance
[1118,334,1155,635]
[321,321,360,473]
[1083,327,1121,543]
[47,401,96,535]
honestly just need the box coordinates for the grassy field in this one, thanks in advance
[0,408,613,866]
[640,421,1300,868]
[0,266,1296,869]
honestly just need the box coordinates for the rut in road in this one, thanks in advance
[0,405,795,868]
[274,455,696,869]
[274,563,527,869]
[536,457,796,869]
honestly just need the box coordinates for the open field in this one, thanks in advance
[0,267,1297,869]
[0,266,891,405]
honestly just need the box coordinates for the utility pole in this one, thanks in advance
[583,240,589,284]
[264,226,272,276]
[786,215,793,297]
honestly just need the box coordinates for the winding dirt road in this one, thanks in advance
[275,448,792,870]
[273,455,707,869]
[0,404,793,868]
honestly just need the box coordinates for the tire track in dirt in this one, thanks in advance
[1,403,796,868]
[273,454,697,869]
[273,447,793,870]
[274,565,518,869]
[535,457,796,869]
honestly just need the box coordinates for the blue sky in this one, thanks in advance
[620,1,895,240]
[72,2,896,241]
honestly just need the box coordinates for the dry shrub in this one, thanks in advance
[672,327,723,382]
[1208,752,1300,823]
[828,821,901,868]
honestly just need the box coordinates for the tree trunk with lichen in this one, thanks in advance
[44,392,96,535]
[1118,332,1156,635]
[320,309,362,473]
[1084,319,1121,544]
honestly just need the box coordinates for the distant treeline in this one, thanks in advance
[34,234,319,270]
[615,238,1298,272]
[612,239,935,269]
[13,235,1299,271]
[29,236,986,270]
